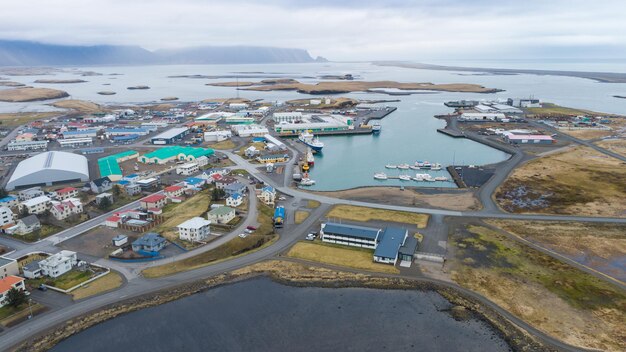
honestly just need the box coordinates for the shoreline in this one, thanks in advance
[14,260,550,352]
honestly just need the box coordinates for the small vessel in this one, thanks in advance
[414,161,436,169]
[302,163,310,172]
[425,176,436,182]
[397,163,410,170]
[385,164,397,169]
[299,131,324,152]
[372,123,382,134]
[300,178,316,186]
[306,148,315,166]
[434,176,449,181]
[430,163,442,171]
[409,165,420,170]
[373,172,388,180]
[398,175,412,181]
[413,173,431,181]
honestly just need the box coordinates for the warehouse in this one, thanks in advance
[7,140,48,151]
[61,129,98,139]
[230,124,269,137]
[139,146,214,164]
[7,151,90,190]
[273,112,303,123]
[320,222,382,249]
[373,227,409,265]
[151,127,189,145]
[459,112,505,121]
[274,114,354,134]
[58,138,93,148]
[263,134,286,150]
[97,150,139,181]
[504,134,555,144]
[105,128,150,137]
[203,130,232,142]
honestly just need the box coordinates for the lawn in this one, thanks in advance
[525,103,609,117]
[209,139,236,150]
[294,210,309,224]
[71,272,124,300]
[449,224,626,351]
[238,142,266,156]
[0,303,45,327]
[307,200,321,208]
[142,203,278,278]
[326,205,429,228]
[152,190,211,247]
[29,269,94,291]
[18,224,62,243]
[287,241,399,274]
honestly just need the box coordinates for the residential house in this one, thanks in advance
[140,194,167,210]
[22,261,42,279]
[215,176,238,190]
[50,198,83,221]
[245,146,260,158]
[112,235,128,246]
[164,185,185,198]
[132,233,167,253]
[223,182,246,197]
[0,276,26,307]
[206,206,236,224]
[124,183,142,196]
[12,215,40,235]
[257,154,288,164]
[17,187,44,201]
[184,177,205,188]
[0,257,19,279]
[20,195,51,215]
[55,187,79,200]
[90,177,113,194]
[0,206,14,226]
[38,250,78,278]
[177,217,212,242]
[225,193,243,207]
[0,196,19,208]
[257,186,276,205]
[95,192,114,206]
[176,162,199,176]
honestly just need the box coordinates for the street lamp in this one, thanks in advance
[27,298,33,319]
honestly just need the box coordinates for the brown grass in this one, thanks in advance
[596,138,626,158]
[51,99,105,113]
[496,146,626,217]
[287,241,399,274]
[153,191,211,247]
[71,272,124,300]
[0,87,69,102]
[294,210,309,224]
[326,204,429,228]
[0,112,59,126]
[209,139,236,150]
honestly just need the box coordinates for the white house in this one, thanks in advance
[38,250,78,278]
[177,217,212,242]
[55,187,79,200]
[0,257,19,279]
[257,186,276,205]
[12,215,40,235]
[176,162,199,176]
[226,193,243,207]
[20,195,51,215]
[0,276,26,307]
[0,206,15,226]
[206,206,236,224]
[50,198,83,221]
[17,187,44,201]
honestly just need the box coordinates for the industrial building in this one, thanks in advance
[274,114,354,134]
[203,130,232,142]
[504,134,555,144]
[263,134,286,150]
[97,150,139,181]
[6,151,90,190]
[459,112,506,121]
[61,129,98,139]
[58,138,93,148]
[139,146,214,164]
[320,223,414,265]
[7,140,48,151]
[272,112,303,123]
[231,124,269,137]
[151,127,189,145]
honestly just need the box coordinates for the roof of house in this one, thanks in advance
[21,196,51,207]
[184,177,204,185]
[217,176,237,184]
[0,256,16,267]
[224,182,245,191]
[208,206,235,216]
[399,236,419,256]
[19,214,40,227]
[91,176,112,187]
[177,217,211,229]
[56,187,77,194]
[0,275,24,293]
[262,186,275,193]
[133,233,166,247]
[106,215,121,223]
[374,227,407,259]
[0,195,17,203]
[141,194,166,203]
[112,234,127,241]
[23,261,41,272]
[323,222,381,240]
[164,185,184,192]
[229,193,242,200]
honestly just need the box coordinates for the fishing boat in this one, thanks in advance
[373,172,388,180]
[372,123,381,134]
[430,163,442,171]
[385,164,397,169]
[398,175,412,181]
[306,148,315,166]
[414,161,438,169]
[397,163,410,170]
[413,173,431,181]
[298,131,324,152]
[300,178,316,186]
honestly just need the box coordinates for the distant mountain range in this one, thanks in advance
[0,40,323,66]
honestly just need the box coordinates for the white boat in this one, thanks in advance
[372,123,381,134]
[385,164,397,169]
[373,172,388,180]
[398,175,412,181]
[425,176,436,182]
[434,176,449,181]
[298,131,324,152]
[431,163,443,171]
[300,178,316,186]
[413,173,431,181]
[397,163,410,170]
[409,165,420,170]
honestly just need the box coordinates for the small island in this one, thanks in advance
[0,87,69,102]
[127,85,150,90]
[0,81,27,87]
[613,95,626,99]
[97,91,117,95]
[161,96,179,101]
[34,79,87,84]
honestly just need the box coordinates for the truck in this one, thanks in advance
[273,206,285,228]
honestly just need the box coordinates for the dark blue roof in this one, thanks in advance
[323,222,380,240]
[133,233,165,247]
[374,227,407,259]
[224,182,245,191]
[0,195,17,202]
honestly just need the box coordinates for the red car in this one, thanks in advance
[246,226,257,231]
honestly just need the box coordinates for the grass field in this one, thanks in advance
[450,224,626,351]
[287,241,399,274]
[526,103,614,117]
[29,269,94,290]
[18,224,62,243]
[152,191,211,248]
[51,99,105,113]
[142,203,277,278]
[71,272,124,300]
[496,146,626,217]
[307,200,321,208]
[238,142,266,156]
[0,87,68,102]
[0,112,58,126]
[0,303,45,327]
[326,205,428,228]
[209,139,236,150]
[596,138,626,158]
[294,210,309,224]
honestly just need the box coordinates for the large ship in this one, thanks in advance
[444,100,479,108]
[372,122,381,134]
[298,131,324,152]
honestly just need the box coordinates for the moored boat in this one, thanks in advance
[385,164,397,169]
[397,163,410,170]
[300,178,316,186]
[373,172,388,180]
[372,123,381,134]
[298,131,324,152]
[434,176,449,181]
[398,174,412,181]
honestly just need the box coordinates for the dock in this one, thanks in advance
[437,128,464,138]
[447,166,467,188]
[280,128,373,138]
[363,107,397,124]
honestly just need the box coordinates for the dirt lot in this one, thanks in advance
[449,224,626,351]
[313,187,480,211]
[561,128,615,139]
[486,220,626,282]
[596,138,626,157]
[496,146,626,217]
[60,226,140,258]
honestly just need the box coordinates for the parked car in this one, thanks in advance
[244,229,254,234]
[239,233,248,238]
[305,233,315,241]
[38,284,48,292]
[246,226,257,231]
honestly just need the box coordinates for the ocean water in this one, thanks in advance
[1,61,625,190]
[50,278,512,352]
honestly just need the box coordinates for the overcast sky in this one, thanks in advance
[3,0,626,60]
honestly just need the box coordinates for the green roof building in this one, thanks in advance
[97,150,139,181]
[140,146,214,164]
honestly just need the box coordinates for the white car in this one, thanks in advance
[305,233,315,241]
[239,233,248,238]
